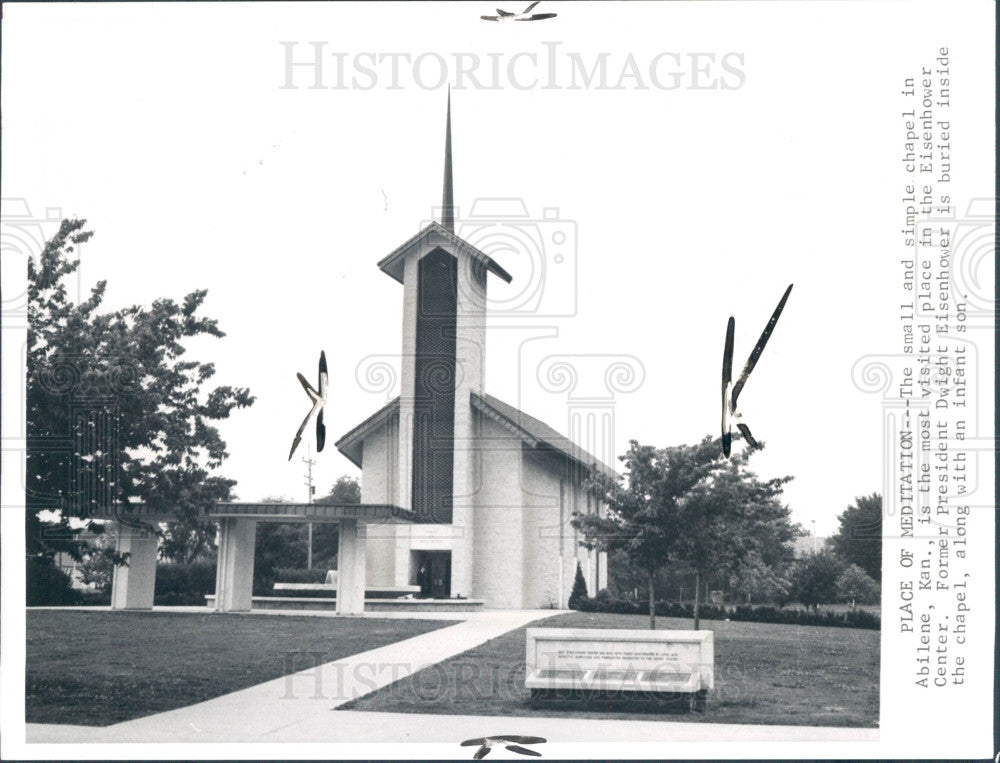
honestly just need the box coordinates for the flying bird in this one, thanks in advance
[481,2,557,21]
[721,284,793,457]
[461,735,547,759]
[288,351,328,461]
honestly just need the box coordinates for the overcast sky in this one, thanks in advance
[3,1,993,537]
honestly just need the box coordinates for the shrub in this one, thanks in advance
[154,560,217,606]
[26,557,82,606]
[273,567,329,584]
[568,561,589,610]
[576,595,880,630]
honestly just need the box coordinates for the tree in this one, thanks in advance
[573,436,724,629]
[77,527,118,592]
[828,493,882,580]
[790,550,845,612]
[668,447,796,628]
[835,563,880,608]
[311,475,361,569]
[727,549,792,606]
[317,475,361,505]
[568,561,589,609]
[27,219,255,567]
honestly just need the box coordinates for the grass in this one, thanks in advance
[340,611,880,727]
[26,610,454,726]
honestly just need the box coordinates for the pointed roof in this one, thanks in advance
[334,392,615,478]
[376,221,512,284]
[376,91,512,286]
[471,392,616,478]
[441,87,454,233]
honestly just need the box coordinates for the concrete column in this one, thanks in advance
[337,519,367,615]
[451,258,486,600]
[110,521,158,610]
[214,517,257,612]
[397,253,419,512]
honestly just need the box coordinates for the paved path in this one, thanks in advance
[24,608,877,746]
[28,609,551,743]
[28,710,876,744]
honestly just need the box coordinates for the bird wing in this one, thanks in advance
[297,372,320,403]
[461,738,487,747]
[505,745,542,757]
[721,316,735,457]
[480,15,499,20]
[521,12,556,19]
[316,407,326,453]
[497,7,514,15]
[474,746,491,759]
[318,351,329,398]
[736,421,759,449]
[731,283,793,408]
[288,405,316,461]
[722,316,735,389]
[522,1,540,12]
[499,736,546,744]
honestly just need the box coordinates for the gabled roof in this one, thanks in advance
[334,397,400,467]
[334,392,615,478]
[376,222,513,285]
[472,392,616,478]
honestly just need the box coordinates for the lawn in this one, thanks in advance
[26,610,455,726]
[340,611,880,727]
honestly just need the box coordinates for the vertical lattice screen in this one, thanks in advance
[412,248,457,523]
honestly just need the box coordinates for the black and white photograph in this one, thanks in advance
[1,1,995,759]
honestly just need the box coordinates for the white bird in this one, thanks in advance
[721,284,793,457]
[481,2,557,22]
[288,351,328,461]
[460,735,546,759]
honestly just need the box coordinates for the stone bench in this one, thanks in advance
[525,628,713,711]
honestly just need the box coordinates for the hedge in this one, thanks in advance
[273,567,329,584]
[154,560,217,606]
[576,595,880,630]
[27,557,82,606]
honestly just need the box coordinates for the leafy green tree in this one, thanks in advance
[573,436,724,629]
[828,493,882,580]
[568,560,589,609]
[311,475,361,569]
[317,475,361,505]
[27,218,254,569]
[835,563,880,607]
[252,496,306,593]
[668,448,795,628]
[727,549,792,606]
[790,550,846,612]
[77,527,117,592]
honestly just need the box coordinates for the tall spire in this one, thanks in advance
[441,86,455,233]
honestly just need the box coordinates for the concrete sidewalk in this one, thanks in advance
[24,608,877,746]
[29,609,552,743]
[27,709,877,744]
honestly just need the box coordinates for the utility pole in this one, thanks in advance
[811,519,818,554]
[303,446,316,569]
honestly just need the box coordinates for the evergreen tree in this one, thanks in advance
[568,560,589,609]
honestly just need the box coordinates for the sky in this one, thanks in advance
[2,1,993,540]
[1,2,996,758]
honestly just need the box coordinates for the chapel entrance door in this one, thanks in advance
[416,551,451,599]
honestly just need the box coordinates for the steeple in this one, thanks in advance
[441,86,455,233]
